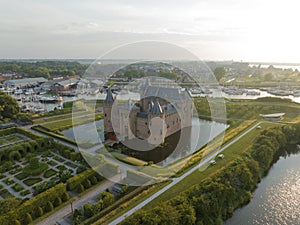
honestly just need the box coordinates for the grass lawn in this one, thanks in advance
[144,122,283,209]
[33,112,88,124]
[23,178,42,186]
[40,114,102,131]
[110,152,147,166]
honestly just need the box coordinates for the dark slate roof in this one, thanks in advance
[151,100,163,115]
[137,112,148,118]
[163,104,177,115]
[104,88,114,103]
[143,86,181,100]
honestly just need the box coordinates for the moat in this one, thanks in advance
[62,118,228,165]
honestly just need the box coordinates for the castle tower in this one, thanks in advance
[103,88,114,135]
[148,99,166,144]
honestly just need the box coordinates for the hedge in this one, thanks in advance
[0,183,67,225]
[66,169,104,192]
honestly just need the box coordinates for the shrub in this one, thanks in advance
[100,191,114,208]
[12,220,21,225]
[83,179,91,189]
[12,184,24,192]
[23,213,32,225]
[67,169,103,192]
[83,203,95,218]
[61,192,70,202]
[90,176,98,185]
[45,201,54,213]
[77,184,85,194]
[35,206,43,218]
[8,151,21,161]
[53,197,62,207]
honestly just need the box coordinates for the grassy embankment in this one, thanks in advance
[144,122,282,209]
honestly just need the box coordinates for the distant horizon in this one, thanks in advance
[1,58,300,66]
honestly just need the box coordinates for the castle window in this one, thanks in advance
[105,113,107,117]
[145,122,148,125]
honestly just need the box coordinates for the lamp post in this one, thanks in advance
[71,201,74,215]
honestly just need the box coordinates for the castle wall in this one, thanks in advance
[136,117,150,139]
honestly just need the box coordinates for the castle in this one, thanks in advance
[103,84,193,144]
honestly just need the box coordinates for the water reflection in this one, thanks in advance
[224,147,300,225]
[62,118,228,165]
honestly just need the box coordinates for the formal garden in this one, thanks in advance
[0,127,124,225]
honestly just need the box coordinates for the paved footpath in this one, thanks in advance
[36,178,117,225]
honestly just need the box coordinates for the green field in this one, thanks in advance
[40,114,102,131]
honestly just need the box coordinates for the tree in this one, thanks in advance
[264,72,273,81]
[77,184,85,193]
[58,168,72,183]
[61,192,70,202]
[53,197,62,207]
[0,198,21,214]
[213,67,227,81]
[45,201,54,212]
[101,191,114,208]
[83,203,95,218]
[0,91,20,120]
[23,213,33,225]
[35,206,44,218]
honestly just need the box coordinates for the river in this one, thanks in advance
[224,147,300,225]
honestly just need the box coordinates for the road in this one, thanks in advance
[109,121,264,225]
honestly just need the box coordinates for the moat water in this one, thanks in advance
[224,147,300,225]
[62,118,228,165]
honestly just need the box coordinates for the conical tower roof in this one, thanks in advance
[104,88,114,104]
[151,99,163,115]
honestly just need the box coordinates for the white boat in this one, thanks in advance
[246,90,260,96]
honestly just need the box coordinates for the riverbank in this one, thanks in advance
[119,122,299,225]
[224,146,300,224]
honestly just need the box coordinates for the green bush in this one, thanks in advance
[77,184,85,193]
[83,203,95,218]
[67,169,103,192]
[83,179,91,189]
[45,201,54,213]
[35,206,43,218]
[23,213,32,225]
[53,197,62,207]
[12,184,24,192]
[12,220,21,225]
[61,192,70,202]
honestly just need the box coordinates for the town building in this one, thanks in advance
[3,77,47,88]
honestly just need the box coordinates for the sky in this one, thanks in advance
[1,0,300,62]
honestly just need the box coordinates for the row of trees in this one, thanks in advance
[73,191,115,224]
[120,124,299,225]
[0,61,88,78]
[0,183,70,225]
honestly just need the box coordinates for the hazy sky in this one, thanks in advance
[1,0,300,62]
